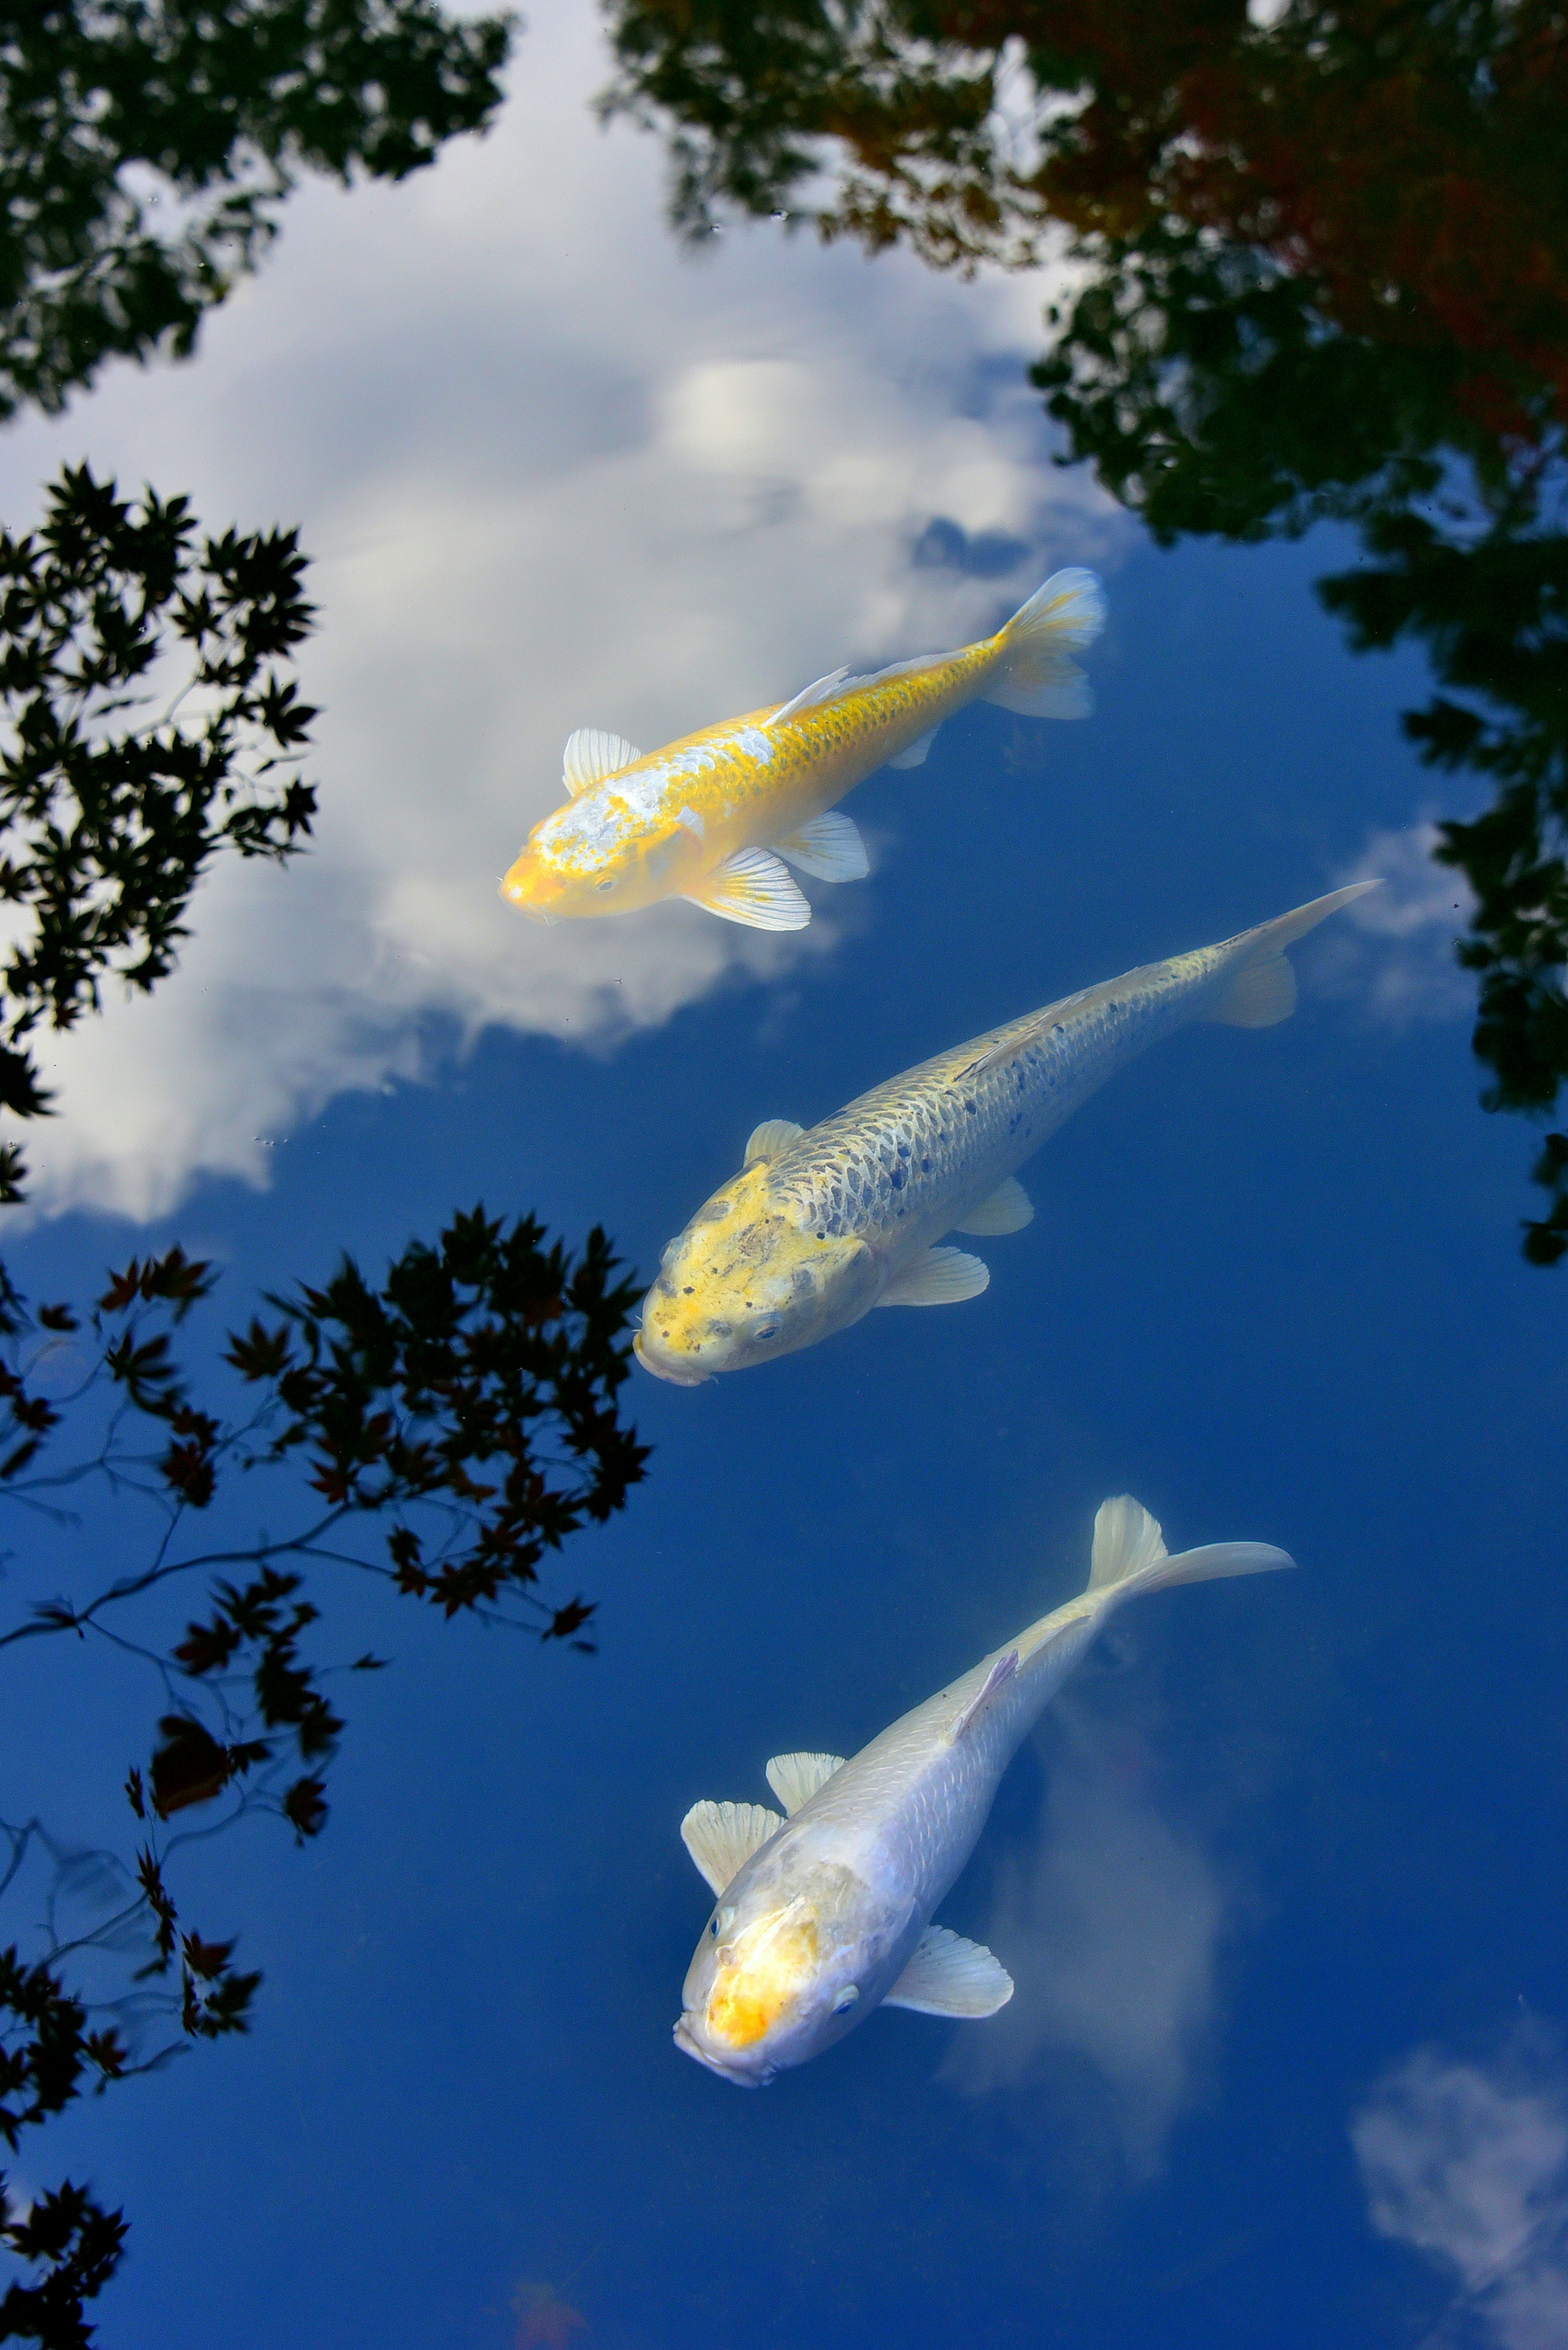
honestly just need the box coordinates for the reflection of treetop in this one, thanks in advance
[0,0,516,419]
[604,0,1567,330]
[0,464,319,1144]
[607,0,1568,1265]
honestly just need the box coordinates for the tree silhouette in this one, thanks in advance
[0,0,514,420]
[0,460,649,2339]
[603,0,1568,1259]
[0,462,319,1191]
[1,1214,648,2341]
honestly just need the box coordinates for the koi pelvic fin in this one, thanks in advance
[772,811,869,882]
[765,1753,846,1814]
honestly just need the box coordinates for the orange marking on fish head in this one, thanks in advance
[706,1906,821,2050]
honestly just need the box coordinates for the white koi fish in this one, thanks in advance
[675,1495,1292,2085]
[635,881,1378,1384]
[499,570,1105,929]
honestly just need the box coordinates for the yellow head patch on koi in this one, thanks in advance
[642,1163,774,1337]
[636,1165,874,1382]
[706,1905,821,2050]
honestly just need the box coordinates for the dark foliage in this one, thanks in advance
[2,1212,646,1769]
[250,1204,650,1613]
[0,1818,256,2343]
[0,1217,646,2338]
[604,0,1568,1257]
[1,1945,129,2348]
[601,0,1008,266]
[0,0,515,419]
[0,463,319,1171]
[0,2176,127,2349]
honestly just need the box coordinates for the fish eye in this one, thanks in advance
[595,878,614,892]
[753,1320,781,1342]
[833,1985,860,2016]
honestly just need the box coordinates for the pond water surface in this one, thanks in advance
[2,7,1565,2348]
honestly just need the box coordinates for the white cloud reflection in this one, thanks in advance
[0,4,1120,1222]
[1353,2038,1568,2350]
[937,1700,1228,2177]
[1313,817,1476,1027]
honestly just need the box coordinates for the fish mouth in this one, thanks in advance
[633,1331,711,1387]
[673,2014,766,2086]
[498,877,552,924]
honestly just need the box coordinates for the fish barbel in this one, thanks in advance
[635,880,1379,1383]
[499,570,1105,930]
[674,1495,1293,2086]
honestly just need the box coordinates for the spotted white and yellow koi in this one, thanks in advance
[499,570,1105,929]
[635,882,1378,1384]
[674,1496,1292,2086]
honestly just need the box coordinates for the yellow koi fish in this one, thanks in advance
[499,569,1105,931]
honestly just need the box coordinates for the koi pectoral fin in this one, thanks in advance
[876,1247,989,1306]
[883,1926,1013,2018]
[681,849,811,931]
[764,1753,847,1814]
[562,728,642,793]
[680,1800,786,1895]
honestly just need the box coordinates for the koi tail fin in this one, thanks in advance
[1085,1495,1294,1606]
[1204,880,1382,1029]
[985,568,1106,719]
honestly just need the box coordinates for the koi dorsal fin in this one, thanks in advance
[562,728,641,796]
[766,649,948,731]
[947,1650,1018,1742]
[765,667,851,728]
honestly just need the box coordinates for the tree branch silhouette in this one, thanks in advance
[604,0,1568,1259]
[0,462,321,1190]
[0,1214,648,2341]
[0,0,515,420]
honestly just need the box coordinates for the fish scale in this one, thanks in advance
[674,1500,1293,2085]
[799,1610,1096,1918]
[767,949,1211,1249]
[500,570,1105,927]
[635,882,1377,1384]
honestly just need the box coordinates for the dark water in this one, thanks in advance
[2,7,1565,2347]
